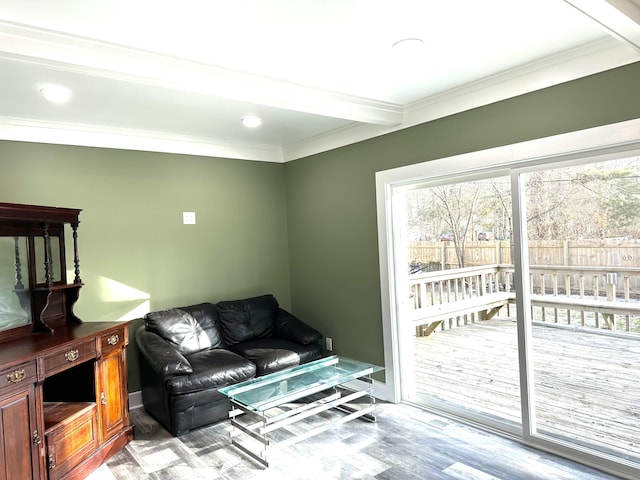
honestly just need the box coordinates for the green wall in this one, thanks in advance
[0,143,291,391]
[1,62,640,393]
[284,61,640,371]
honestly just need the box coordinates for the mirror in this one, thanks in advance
[35,235,62,285]
[0,202,83,337]
[0,236,31,330]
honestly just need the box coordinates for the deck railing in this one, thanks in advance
[527,265,640,332]
[408,264,640,334]
[408,264,514,334]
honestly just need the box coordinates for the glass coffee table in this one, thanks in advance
[219,355,383,467]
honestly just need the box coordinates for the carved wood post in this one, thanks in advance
[13,236,24,289]
[72,222,81,284]
[43,222,53,288]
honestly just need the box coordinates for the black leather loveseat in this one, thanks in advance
[136,294,323,435]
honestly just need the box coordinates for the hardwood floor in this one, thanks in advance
[85,402,622,480]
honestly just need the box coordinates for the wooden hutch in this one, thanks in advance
[0,203,133,480]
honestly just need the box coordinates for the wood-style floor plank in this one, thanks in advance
[85,401,623,480]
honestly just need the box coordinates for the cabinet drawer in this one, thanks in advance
[101,327,126,353]
[44,340,96,376]
[0,360,37,393]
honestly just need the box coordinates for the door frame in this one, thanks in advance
[375,117,640,479]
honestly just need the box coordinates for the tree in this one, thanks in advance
[524,161,640,240]
[406,177,511,268]
[573,167,640,237]
[525,170,577,240]
[404,155,640,270]
[431,183,481,268]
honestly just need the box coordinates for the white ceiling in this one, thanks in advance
[1,0,640,162]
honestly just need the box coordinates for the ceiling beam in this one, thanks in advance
[0,20,404,126]
[564,0,640,50]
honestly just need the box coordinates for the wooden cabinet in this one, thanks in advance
[0,204,133,480]
[0,380,42,480]
[44,403,98,480]
[97,336,128,442]
[0,322,134,480]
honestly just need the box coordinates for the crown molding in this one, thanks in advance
[403,36,639,126]
[564,0,640,50]
[282,37,640,162]
[3,36,635,164]
[0,17,638,163]
[0,116,284,162]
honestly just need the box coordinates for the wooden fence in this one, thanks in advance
[409,239,640,295]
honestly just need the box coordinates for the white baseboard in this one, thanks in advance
[373,381,394,403]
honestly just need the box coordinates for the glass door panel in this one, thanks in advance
[524,156,640,462]
[395,175,521,428]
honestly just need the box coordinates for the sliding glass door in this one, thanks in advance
[385,148,640,477]
[393,174,522,431]
[521,156,640,463]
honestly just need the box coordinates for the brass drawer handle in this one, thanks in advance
[7,368,26,383]
[107,334,119,346]
[64,349,79,362]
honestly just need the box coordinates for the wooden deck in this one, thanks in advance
[412,317,640,461]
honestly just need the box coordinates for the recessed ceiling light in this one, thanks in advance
[391,38,425,53]
[241,116,262,128]
[40,85,72,104]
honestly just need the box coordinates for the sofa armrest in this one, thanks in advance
[274,308,323,345]
[136,330,194,377]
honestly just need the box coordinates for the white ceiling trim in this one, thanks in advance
[3,34,638,164]
[1,1,640,163]
[0,116,284,162]
[564,0,640,49]
[283,36,640,161]
[404,36,640,125]
[0,20,403,126]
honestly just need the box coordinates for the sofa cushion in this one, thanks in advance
[167,349,256,395]
[136,330,194,377]
[275,309,323,345]
[145,302,225,355]
[240,348,300,376]
[217,294,278,346]
[167,388,231,436]
[230,338,323,365]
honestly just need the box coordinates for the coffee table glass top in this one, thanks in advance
[219,355,383,412]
